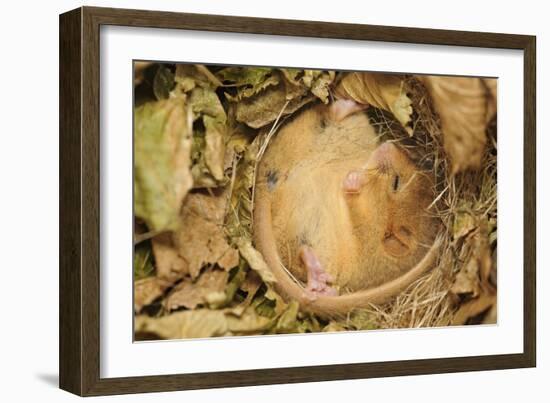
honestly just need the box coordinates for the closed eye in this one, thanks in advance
[392,174,400,191]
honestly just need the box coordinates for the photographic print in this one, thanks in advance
[133,62,498,341]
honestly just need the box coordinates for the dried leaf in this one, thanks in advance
[203,115,226,181]
[134,61,153,86]
[347,309,378,330]
[234,80,313,128]
[151,232,188,281]
[178,190,238,280]
[134,98,193,232]
[274,301,300,333]
[451,221,494,298]
[281,69,335,104]
[451,257,481,297]
[164,268,229,311]
[453,208,477,240]
[335,72,413,134]
[229,271,263,316]
[452,293,496,325]
[226,308,274,334]
[174,64,219,91]
[226,135,260,240]
[135,310,229,339]
[172,65,228,185]
[134,277,169,312]
[419,76,494,173]
[482,303,497,325]
[217,67,280,100]
[188,87,228,182]
[237,239,277,284]
[153,66,175,100]
[218,248,240,270]
[483,78,498,121]
[150,187,237,283]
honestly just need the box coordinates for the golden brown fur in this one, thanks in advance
[254,103,440,316]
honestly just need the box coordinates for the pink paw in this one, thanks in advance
[343,170,364,194]
[299,246,338,298]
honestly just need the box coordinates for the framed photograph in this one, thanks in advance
[59,6,536,396]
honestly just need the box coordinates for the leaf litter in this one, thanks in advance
[134,64,498,340]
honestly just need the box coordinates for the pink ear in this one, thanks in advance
[365,142,399,170]
[328,99,368,122]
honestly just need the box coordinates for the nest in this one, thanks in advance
[133,65,497,340]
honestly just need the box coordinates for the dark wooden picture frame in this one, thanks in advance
[59,6,536,396]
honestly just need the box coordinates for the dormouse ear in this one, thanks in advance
[327,99,368,122]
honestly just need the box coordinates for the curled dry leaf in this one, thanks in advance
[188,87,228,183]
[281,69,335,104]
[135,310,229,339]
[451,220,496,325]
[226,134,260,241]
[164,268,229,311]
[172,64,229,186]
[134,98,193,232]
[135,305,280,339]
[225,308,274,334]
[451,293,496,326]
[134,61,153,86]
[419,76,496,174]
[237,239,277,284]
[151,232,188,281]
[234,80,312,128]
[273,301,300,333]
[134,277,170,313]
[153,65,175,100]
[229,271,263,316]
[335,72,413,134]
[452,207,477,241]
[224,68,334,129]
[451,229,492,297]
[217,67,280,100]
[152,189,239,282]
[483,78,498,121]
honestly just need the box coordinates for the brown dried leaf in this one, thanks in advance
[229,271,263,316]
[483,78,498,121]
[135,310,229,339]
[419,76,495,173]
[174,192,233,279]
[235,81,313,128]
[451,225,493,298]
[134,61,153,86]
[151,189,238,282]
[451,257,481,297]
[134,98,193,232]
[226,308,274,334]
[134,277,169,312]
[482,303,497,325]
[453,208,477,240]
[188,87,228,182]
[237,239,277,284]
[452,293,496,325]
[218,247,240,270]
[335,72,413,134]
[151,232,188,281]
[203,115,226,181]
[164,268,229,311]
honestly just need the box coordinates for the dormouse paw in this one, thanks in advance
[343,170,364,194]
[299,245,338,298]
